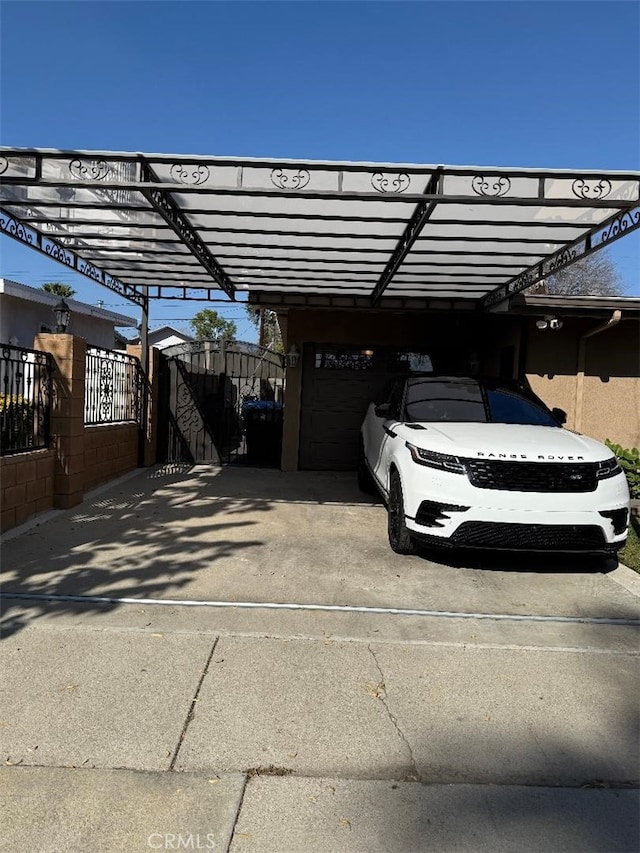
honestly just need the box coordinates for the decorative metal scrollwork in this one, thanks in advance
[0,214,35,245]
[270,168,310,190]
[572,179,612,200]
[170,163,210,185]
[175,379,203,433]
[600,209,640,242]
[98,361,114,422]
[545,247,578,275]
[509,267,541,292]
[371,173,410,194]
[69,158,112,181]
[44,241,74,266]
[471,175,511,197]
[77,259,103,282]
[0,156,8,175]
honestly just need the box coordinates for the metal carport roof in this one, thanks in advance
[0,147,638,312]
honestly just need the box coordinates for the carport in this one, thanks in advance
[2,150,640,853]
[1,149,639,470]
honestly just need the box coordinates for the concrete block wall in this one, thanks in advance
[83,423,139,492]
[1,449,55,532]
[1,333,153,534]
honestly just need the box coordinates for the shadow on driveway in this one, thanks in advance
[1,464,639,639]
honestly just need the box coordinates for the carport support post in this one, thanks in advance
[127,343,159,468]
[139,292,149,378]
[281,346,303,472]
[34,333,87,509]
[133,288,151,467]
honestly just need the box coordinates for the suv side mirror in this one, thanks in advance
[375,403,390,418]
[552,407,567,424]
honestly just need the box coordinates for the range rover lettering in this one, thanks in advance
[359,376,630,556]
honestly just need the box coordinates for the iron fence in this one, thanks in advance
[84,345,143,425]
[1,343,52,455]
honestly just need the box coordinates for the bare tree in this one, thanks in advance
[535,249,625,297]
[245,306,283,352]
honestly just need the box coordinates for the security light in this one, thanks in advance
[536,316,563,331]
[286,343,300,369]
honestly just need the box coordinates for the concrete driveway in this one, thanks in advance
[1,464,639,851]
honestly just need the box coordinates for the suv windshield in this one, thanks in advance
[403,378,559,426]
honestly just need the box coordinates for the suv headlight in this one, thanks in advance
[596,456,622,480]
[405,442,466,474]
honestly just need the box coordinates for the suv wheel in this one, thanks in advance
[388,470,416,555]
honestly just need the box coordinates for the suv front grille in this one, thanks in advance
[451,521,606,551]
[464,459,598,493]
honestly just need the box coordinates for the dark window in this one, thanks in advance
[404,378,487,423]
[387,381,404,420]
[314,347,374,370]
[486,388,558,426]
[402,378,560,426]
[394,351,434,373]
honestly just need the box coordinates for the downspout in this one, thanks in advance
[574,310,621,432]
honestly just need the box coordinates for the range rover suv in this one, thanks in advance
[359,376,629,556]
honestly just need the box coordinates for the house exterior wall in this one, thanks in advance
[0,293,120,349]
[526,317,640,450]
[281,307,640,472]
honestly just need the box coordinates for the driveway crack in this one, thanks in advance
[169,637,219,771]
[368,644,421,782]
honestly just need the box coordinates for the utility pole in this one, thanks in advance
[258,307,265,348]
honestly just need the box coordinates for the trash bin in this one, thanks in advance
[242,400,283,465]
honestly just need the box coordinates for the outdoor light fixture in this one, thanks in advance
[286,343,300,369]
[536,316,563,331]
[53,298,71,333]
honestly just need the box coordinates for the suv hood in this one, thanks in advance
[399,422,610,462]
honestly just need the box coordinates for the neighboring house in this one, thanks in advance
[114,328,137,350]
[131,326,194,350]
[0,279,137,349]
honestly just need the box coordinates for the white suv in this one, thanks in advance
[359,376,629,556]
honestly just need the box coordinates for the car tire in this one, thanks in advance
[357,443,376,494]
[388,470,416,555]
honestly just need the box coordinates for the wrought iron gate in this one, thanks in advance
[157,340,285,466]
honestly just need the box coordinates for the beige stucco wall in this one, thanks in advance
[526,317,640,450]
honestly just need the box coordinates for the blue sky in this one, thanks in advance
[1,0,638,338]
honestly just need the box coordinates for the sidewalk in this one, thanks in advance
[3,765,638,852]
